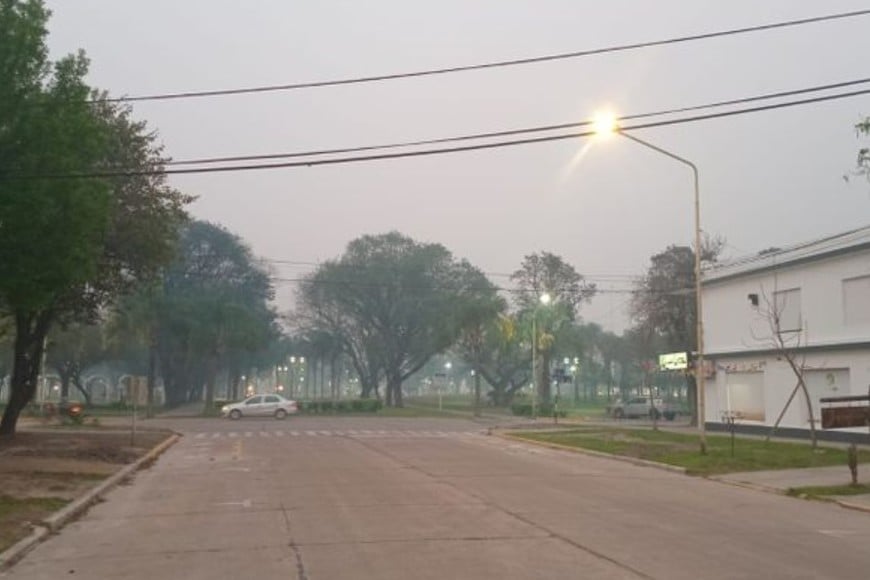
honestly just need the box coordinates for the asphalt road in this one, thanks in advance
[4,416,870,579]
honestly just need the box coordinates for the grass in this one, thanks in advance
[512,426,870,476]
[0,496,68,552]
[786,483,870,498]
[407,395,613,418]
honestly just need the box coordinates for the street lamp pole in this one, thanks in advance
[597,123,707,454]
[531,315,537,419]
[530,292,552,420]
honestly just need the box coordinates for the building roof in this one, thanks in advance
[704,224,870,284]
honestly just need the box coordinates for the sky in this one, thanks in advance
[42,0,870,333]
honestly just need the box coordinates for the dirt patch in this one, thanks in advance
[0,428,173,552]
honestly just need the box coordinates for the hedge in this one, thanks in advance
[510,402,567,418]
[297,399,383,414]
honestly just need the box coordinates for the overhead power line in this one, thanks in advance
[101,9,870,103]
[168,77,870,167]
[13,86,870,180]
[262,258,641,283]
[271,276,689,296]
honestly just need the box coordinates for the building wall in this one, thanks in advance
[704,248,870,353]
[706,350,870,429]
[702,248,870,431]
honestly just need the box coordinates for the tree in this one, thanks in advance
[754,287,818,449]
[0,2,191,435]
[45,322,106,406]
[630,239,723,424]
[297,232,496,407]
[153,221,276,412]
[0,18,105,433]
[511,252,596,404]
[453,284,506,414]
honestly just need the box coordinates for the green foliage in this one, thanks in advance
[298,399,382,414]
[0,1,191,435]
[515,428,870,476]
[511,252,596,320]
[510,402,567,417]
[133,221,277,406]
[298,232,499,406]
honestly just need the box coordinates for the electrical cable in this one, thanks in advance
[98,9,870,103]
[167,77,870,167]
[10,86,870,180]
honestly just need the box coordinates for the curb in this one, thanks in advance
[0,527,49,570]
[495,430,688,475]
[834,498,870,514]
[0,432,181,570]
[708,477,787,496]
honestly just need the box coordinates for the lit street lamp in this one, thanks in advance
[594,113,707,454]
[441,361,452,411]
[531,292,552,419]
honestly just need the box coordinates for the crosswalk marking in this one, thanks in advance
[191,429,480,440]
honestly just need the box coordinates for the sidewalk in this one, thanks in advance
[712,465,870,511]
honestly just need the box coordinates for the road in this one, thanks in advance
[4,416,870,579]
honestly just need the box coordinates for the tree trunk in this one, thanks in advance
[146,335,157,418]
[203,353,218,416]
[1,311,53,437]
[72,371,93,407]
[320,359,326,400]
[473,372,482,417]
[59,365,73,401]
[538,350,551,404]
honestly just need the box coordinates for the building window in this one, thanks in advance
[773,288,801,332]
[843,275,870,326]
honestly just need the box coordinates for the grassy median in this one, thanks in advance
[511,426,870,476]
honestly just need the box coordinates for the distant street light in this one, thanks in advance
[594,113,707,454]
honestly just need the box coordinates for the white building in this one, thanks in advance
[702,226,870,437]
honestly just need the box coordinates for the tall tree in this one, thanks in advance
[457,312,532,406]
[630,240,722,424]
[511,252,596,403]
[153,221,276,412]
[297,232,496,407]
[0,2,190,435]
[45,322,106,406]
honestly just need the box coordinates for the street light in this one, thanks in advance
[441,361,452,411]
[594,113,707,454]
[531,292,552,419]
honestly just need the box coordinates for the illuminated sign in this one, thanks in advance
[659,352,688,371]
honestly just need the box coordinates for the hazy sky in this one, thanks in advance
[43,1,870,332]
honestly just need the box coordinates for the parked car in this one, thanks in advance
[607,397,678,420]
[221,394,298,420]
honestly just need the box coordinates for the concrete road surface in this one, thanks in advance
[4,417,870,579]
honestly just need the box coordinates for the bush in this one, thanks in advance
[297,399,382,414]
[511,402,566,418]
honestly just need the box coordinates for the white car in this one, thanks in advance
[221,394,298,420]
[608,397,677,420]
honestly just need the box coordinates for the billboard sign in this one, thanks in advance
[658,352,688,371]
